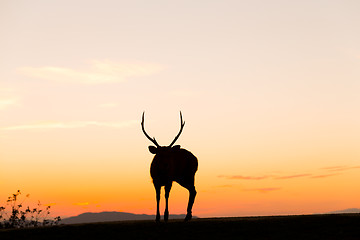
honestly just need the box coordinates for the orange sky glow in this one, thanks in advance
[1,0,359,218]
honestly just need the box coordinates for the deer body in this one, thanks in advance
[150,146,198,184]
[142,112,198,222]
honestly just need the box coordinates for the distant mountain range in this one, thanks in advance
[61,209,359,225]
[61,212,193,224]
[326,208,360,214]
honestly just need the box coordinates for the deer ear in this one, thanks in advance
[148,146,158,154]
[172,145,181,151]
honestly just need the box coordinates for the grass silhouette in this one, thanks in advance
[0,190,61,229]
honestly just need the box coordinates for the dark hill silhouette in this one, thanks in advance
[1,214,360,240]
[61,211,194,224]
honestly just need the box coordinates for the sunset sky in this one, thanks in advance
[1,0,359,218]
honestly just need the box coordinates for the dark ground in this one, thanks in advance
[0,214,359,240]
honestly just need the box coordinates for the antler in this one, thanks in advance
[168,111,185,147]
[141,112,160,147]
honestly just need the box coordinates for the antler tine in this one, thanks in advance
[168,111,186,147]
[141,112,160,147]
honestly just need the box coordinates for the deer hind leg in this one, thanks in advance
[177,178,197,221]
[164,182,172,222]
[154,184,161,222]
[185,185,197,221]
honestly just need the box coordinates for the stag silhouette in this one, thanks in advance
[141,111,198,222]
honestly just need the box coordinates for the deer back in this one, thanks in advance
[150,146,198,183]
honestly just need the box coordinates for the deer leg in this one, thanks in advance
[164,182,172,222]
[185,185,197,221]
[154,184,161,222]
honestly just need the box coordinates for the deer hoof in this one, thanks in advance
[184,213,192,221]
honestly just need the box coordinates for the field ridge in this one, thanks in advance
[1,213,359,240]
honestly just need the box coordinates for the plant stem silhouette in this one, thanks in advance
[0,190,61,228]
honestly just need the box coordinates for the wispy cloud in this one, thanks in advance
[218,175,269,180]
[73,202,89,206]
[1,120,137,131]
[218,166,360,181]
[310,173,340,179]
[320,166,346,170]
[214,184,233,188]
[0,98,17,110]
[219,173,312,181]
[18,60,164,84]
[243,187,281,193]
[320,165,360,172]
[73,202,101,208]
[274,174,312,180]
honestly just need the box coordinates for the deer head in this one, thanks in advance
[141,111,185,154]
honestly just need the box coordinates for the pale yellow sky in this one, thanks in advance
[1,0,359,218]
